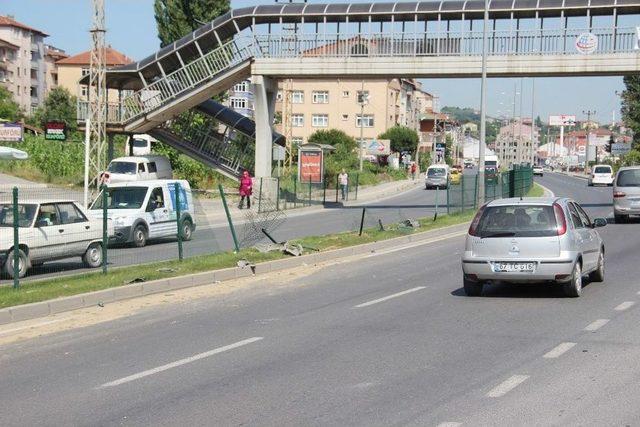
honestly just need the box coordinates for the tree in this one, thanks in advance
[308,129,358,175]
[154,0,230,47]
[621,75,640,150]
[378,126,419,154]
[0,86,22,121]
[32,87,77,132]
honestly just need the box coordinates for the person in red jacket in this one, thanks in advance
[238,170,253,209]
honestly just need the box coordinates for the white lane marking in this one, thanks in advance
[584,319,610,332]
[437,423,462,427]
[614,301,635,311]
[486,375,530,398]
[354,287,426,309]
[99,337,263,388]
[364,231,468,258]
[0,318,65,336]
[543,342,576,359]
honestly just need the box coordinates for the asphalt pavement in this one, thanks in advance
[1,172,640,426]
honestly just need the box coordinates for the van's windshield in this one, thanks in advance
[594,166,611,174]
[92,187,148,210]
[427,168,447,177]
[474,205,559,238]
[132,139,148,148]
[108,161,136,175]
[617,169,640,187]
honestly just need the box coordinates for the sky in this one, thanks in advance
[2,0,625,124]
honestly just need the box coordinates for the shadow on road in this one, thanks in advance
[451,280,597,299]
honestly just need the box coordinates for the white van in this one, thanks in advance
[102,155,172,184]
[90,180,195,247]
[125,134,156,156]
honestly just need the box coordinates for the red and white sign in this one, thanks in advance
[298,148,324,184]
[549,115,576,126]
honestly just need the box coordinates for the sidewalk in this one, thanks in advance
[195,177,424,226]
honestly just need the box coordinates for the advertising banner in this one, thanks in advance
[575,33,598,54]
[298,148,324,184]
[364,138,391,156]
[549,115,576,126]
[45,121,67,141]
[612,143,631,156]
[0,122,23,142]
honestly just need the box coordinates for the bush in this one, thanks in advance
[379,126,419,154]
[621,149,640,167]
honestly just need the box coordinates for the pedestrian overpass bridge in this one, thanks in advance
[78,0,640,178]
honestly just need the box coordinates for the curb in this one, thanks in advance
[0,221,470,326]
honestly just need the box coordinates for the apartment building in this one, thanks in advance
[0,15,48,113]
[273,78,431,147]
[495,118,540,168]
[44,45,67,94]
[226,80,254,119]
[56,47,133,102]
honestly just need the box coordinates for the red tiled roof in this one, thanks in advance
[56,47,133,66]
[0,15,48,36]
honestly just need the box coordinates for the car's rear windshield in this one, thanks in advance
[428,168,446,176]
[594,166,611,174]
[132,139,148,148]
[617,169,640,187]
[0,203,37,227]
[475,205,558,238]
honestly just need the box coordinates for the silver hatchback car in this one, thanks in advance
[613,166,640,223]
[461,197,607,297]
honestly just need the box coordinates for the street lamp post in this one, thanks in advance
[583,109,596,172]
[358,80,368,172]
[477,0,489,206]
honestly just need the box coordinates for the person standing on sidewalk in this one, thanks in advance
[410,162,417,180]
[238,170,253,209]
[338,169,349,201]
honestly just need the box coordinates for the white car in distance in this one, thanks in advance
[588,164,614,186]
[0,200,108,278]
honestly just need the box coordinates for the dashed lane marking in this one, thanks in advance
[543,342,576,359]
[486,375,530,398]
[614,301,635,311]
[436,423,462,427]
[353,287,426,308]
[584,319,610,332]
[99,337,263,388]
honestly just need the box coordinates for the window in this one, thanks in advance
[17,68,20,77]
[473,205,559,238]
[568,203,584,229]
[312,114,328,127]
[357,90,370,104]
[148,162,157,173]
[575,204,593,228]
[36,204,60,227]
[276,91,283,101]
[148,187,165,210]
[57,203,86,224]
[81,85,88,98]
[291,114,304,127]
[233,81,248,92]
[356,114,374,128]
[342,114,349,121]
[81,67,89,76]
[291,90,304,104]
[229,97,248,109]
[342,91,350,97]
[138,163,146,173]
[312,90,329,104]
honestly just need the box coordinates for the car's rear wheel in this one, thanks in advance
[463,277,483,296]
[83,242,103,268]
[563,262,582,297]
[614,213,628,224]
[589,250,605,282]
[3,248,28,279]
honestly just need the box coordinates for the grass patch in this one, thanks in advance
[0,211,475,309]
[526,183,545,197]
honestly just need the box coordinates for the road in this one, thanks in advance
[23,180,448,279]
[2,172,640,425]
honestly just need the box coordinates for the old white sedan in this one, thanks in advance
[0,200,108,278]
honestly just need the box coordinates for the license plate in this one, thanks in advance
[493,262,536,273]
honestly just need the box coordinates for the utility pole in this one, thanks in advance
[529,78,535,166]
[477,0,489,205]
[583,109,596,171]
[84,0,107,208]
[358,80,368,172]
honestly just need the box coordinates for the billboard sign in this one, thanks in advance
[587,133,610,147]
[45,121,67,141]
[575,33,598,54]
[549,115,576,126]
[298,147,324,184]
[364,138,391,155]
[0,122,23,142]
[612,143,631,156]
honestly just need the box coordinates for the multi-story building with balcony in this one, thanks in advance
[0,15,48,114]
[43,45,67,95]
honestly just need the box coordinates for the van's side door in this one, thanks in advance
[146,187,171,239]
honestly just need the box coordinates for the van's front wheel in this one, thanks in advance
[132,225,148,248]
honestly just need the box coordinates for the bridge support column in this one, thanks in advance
[251,75,276,178]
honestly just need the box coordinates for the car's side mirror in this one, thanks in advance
[593,218,607,228]
[146,200,157,212]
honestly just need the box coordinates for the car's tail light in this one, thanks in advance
[468,204,487,236]
[553,203,567,236]
[614,191,626,198]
